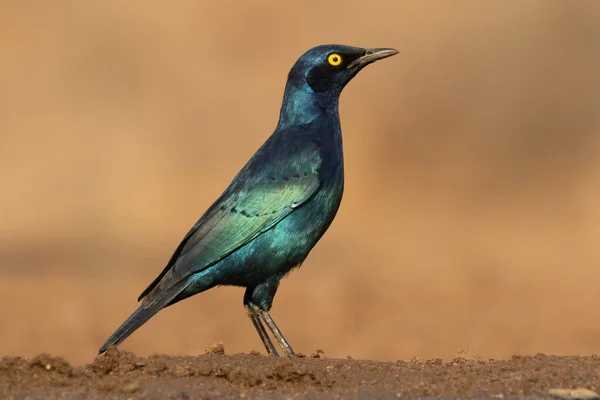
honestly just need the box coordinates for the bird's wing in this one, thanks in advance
[175,172,320,273]
[140,143,322,307]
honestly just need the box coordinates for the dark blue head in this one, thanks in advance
[278,44,398,127]
[288,44,398,94]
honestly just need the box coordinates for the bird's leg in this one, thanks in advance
[252,305,295,357]
[245,304,279,356]
[245,281,294,357]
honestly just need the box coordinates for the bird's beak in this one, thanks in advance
[347,48,399,69]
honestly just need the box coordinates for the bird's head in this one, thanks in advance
[287,44,399,95]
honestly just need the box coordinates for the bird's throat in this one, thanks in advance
[276,84,340,130]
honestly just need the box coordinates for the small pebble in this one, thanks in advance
[455,348,481,361]
[548,388,599,400]
[310,349,325,358]
[121,380,140,393]
[204,342,225,355]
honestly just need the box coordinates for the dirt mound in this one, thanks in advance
[1,349,599,399]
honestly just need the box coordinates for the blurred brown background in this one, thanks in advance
[1,1,600,366]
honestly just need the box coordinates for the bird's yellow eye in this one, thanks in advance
[327,53,342,66]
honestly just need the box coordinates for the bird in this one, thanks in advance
[99,44,398,357]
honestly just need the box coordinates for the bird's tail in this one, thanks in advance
[98,277,191,354]
[98,304,157,354]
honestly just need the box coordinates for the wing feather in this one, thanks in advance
[140,139,322,307]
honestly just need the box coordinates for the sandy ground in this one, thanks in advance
[2,349,600,399]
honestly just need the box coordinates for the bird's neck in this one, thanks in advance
[276,84,340,130]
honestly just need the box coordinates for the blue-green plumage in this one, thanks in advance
[99,44,398,356]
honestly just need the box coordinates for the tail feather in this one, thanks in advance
[98,305,157,354]
[98,277,191,354]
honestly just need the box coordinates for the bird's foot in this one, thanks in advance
[251,304,295,357]
[245,304,279,357]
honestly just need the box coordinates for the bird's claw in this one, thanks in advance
[250,304,295,357]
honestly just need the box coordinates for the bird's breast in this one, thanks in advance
[294,163,344,236]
